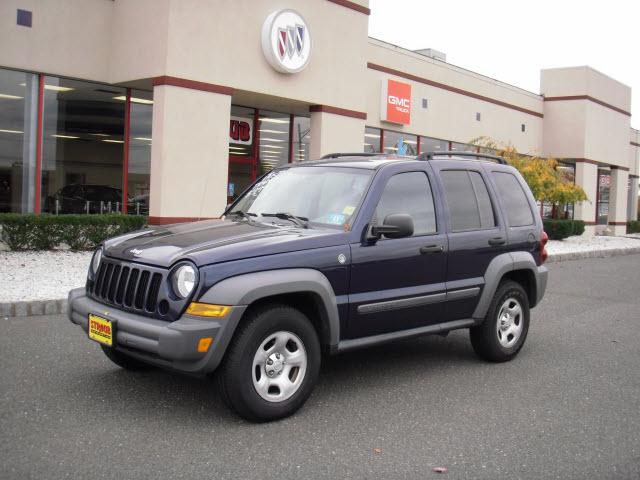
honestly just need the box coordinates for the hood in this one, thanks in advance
[102,219,348,268]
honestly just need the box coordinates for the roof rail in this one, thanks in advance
[321,152,384,159]
[418,151,507,165]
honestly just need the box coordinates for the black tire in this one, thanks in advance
[470,280,530,362]
[217,304,321,422]
[100,345,154,371]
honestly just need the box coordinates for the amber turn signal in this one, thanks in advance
[186,302,231,317]
[197,337,213,353]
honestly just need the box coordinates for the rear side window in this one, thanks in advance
[375,171,436,235]
[492,172,534,227]
[440,170,496,232]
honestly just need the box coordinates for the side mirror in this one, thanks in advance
[371,213,414,239]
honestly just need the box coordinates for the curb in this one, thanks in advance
[2,247,640,318]
[1,299,67,318]
[546,246,640,263]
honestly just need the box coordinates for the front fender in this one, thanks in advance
[198,268,340,348]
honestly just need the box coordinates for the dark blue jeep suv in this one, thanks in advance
[68,151,549,422]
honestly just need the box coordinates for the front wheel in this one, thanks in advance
[217,304,321,422]
[470,280,530,362]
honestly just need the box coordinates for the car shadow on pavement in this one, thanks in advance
[70,330,479,425]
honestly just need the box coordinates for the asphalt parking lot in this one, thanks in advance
[1,254,639,479]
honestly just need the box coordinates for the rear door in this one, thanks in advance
[431,161,507,320]
[487,168,539,260]
[347,164,448,338]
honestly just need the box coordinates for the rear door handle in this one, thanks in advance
[420,244,444,254]
[488,237,506,246]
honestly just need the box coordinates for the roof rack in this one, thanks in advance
[418,151,507,165]
[321,152,384,159]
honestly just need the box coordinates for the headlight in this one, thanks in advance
[172,264,197,299]
[91,247,103,274]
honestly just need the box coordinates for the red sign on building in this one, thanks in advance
[381,79,411,124]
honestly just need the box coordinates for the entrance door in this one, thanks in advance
[228,107,258,204]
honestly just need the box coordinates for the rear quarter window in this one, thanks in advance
[492,171,534,227]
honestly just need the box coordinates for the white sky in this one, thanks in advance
[368,0,639,126]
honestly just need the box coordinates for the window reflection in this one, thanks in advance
[0,68,38,213]
[383,130,417,156]
[258,110,290,175]
[41,77,126,214]
[127,89,152,215]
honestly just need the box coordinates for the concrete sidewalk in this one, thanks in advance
[2,234,640,317]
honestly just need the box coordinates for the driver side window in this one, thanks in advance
[375,171,437,236]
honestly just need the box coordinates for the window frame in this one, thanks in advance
[439,168,500,233]
[490,170,536,228]
[370,169,439,239]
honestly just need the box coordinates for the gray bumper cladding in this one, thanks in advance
[67,288,245,374]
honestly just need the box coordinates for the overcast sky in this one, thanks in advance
[368,0,639,125]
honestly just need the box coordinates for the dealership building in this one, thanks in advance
[1,0,638,234]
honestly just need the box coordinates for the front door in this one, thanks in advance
[347,168,448,339]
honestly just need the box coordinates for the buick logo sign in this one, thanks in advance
[261,9,312,74]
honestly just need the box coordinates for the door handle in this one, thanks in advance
[488,237,506,246]
[420,244,444,254]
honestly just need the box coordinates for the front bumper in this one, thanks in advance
[67,288,246,374]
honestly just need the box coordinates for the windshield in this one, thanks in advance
[231,166,373,228]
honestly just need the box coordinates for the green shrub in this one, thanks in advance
[572,220,585,236]
[0,214,147,251]
[543,219,585,240]
[628,220,640,234]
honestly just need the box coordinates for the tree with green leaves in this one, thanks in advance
[471,137,587,219]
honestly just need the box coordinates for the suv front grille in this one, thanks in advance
[88,258,165,316]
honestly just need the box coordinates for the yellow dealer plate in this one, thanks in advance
[88,314,114,347]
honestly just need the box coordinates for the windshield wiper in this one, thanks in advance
[227,210,258,224]
[260,212,309,228]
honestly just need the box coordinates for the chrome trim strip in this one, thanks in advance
[357,292,446,314]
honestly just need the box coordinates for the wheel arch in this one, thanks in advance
[473,252,539,320]
[197,269,340,352]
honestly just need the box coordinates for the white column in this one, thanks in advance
[149,84,231,223]
[628,175,638,221]
[574,161,598,235]
[309,109,366,160]
[608,167,629,235]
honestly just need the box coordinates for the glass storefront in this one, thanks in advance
[420,136,448,154]
[0,69,38,213]
[258,110,290,175]
[226,106,310,203]
[41,77,126,214]
[382,130,417,156]
[292,116,310,162]
[364,127,381,153]
[127,89,153,215]
[597,169,611,225]
[0,67,153,215]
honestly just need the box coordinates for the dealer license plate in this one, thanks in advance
[88,314,114,347]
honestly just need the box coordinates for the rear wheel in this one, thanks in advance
[470,280,530,362]
[100,345,154,371]
[217,304,321,422]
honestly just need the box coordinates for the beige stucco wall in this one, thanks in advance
[541,66,632,168]
[149,85,230,219]
[309,112,366,159]
[365,40,544,154]
[0,0,113,82]
[153,0,368,112]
